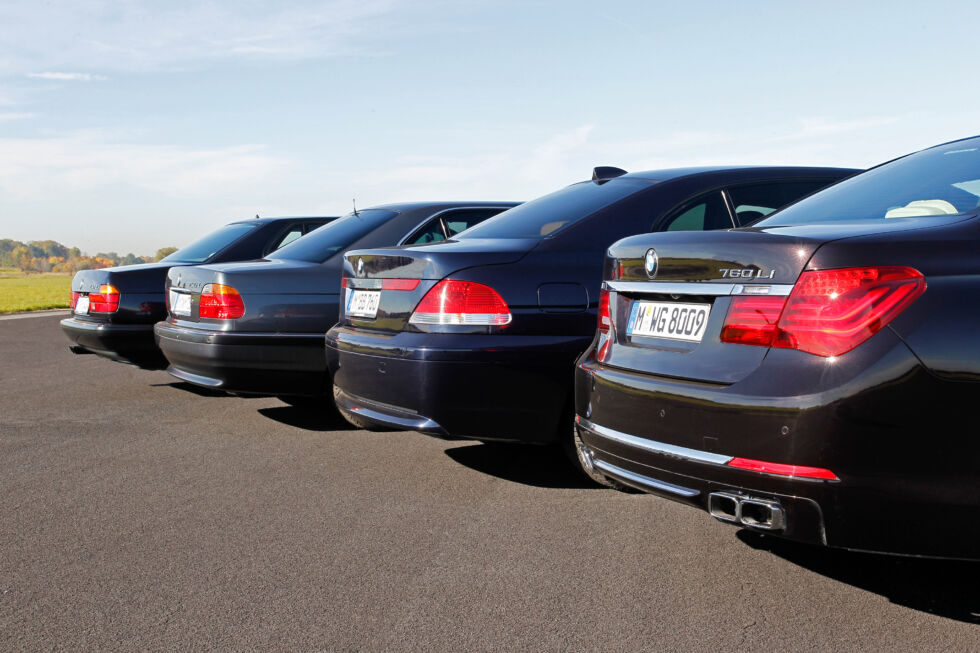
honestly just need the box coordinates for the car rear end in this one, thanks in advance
[575,216,980,558]
[61,264,170,367]
[155,260,337,396]
[327,238,590,440]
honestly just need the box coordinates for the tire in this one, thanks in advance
[567,423,625,489]
[556,392,625,490]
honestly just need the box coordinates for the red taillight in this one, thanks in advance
[341,278,349,288]
[720,266,925,357]
[199,283,245,319]
[720,295,787,347]
[774,266,926,357]
[728,456,838,480]
[409,280,511,326]
[596,288,612,361]
[89,284,119,313]
[382,278,421,291]
[70,291,80,308]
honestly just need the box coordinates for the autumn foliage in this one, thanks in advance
[0,239,168,274]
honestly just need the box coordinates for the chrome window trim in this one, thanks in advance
[396,205,517,246]
[605,281,794,296]
[578,417,734,465]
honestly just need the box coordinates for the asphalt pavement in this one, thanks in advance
[1,314,977,650]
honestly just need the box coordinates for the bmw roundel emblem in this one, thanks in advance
[644,248,659,278]
[356,258,365,277]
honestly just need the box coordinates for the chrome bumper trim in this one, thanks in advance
[166,365,224,388]
[577,416,733,466]
[592,459,699,497]
[605,281,794,296]
[334,389,448,435]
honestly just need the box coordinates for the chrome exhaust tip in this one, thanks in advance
[708,492,741,523]
[738,498,785,531]
[708,492,785,531]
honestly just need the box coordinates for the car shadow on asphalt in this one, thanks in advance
[736,530,980,623]
[444,442,599,490]
[257,405,353,432]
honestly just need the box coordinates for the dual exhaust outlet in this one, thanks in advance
[708,491,786,531]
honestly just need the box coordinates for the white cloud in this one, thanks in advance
[0,111,33,121]
[336,114,977,208]
[0,132,292,200]
[1,114,974,254]
[0,0,404,75]
[26,72,106,81]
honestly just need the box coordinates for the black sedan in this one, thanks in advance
[327,166,856,440]
[574,136,980,559]
[155,201,517,403]
[61,216,334,368]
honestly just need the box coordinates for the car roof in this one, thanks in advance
[359,201,522,213]
[227,216,338,226]
[621,166,860,182]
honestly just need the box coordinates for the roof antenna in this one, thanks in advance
[352,198,359,216]
[255,214,260,219]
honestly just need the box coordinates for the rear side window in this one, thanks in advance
[456,179,652,240]
[403,208,509,245]
[444,208,508,237]
[727,180,835,225]
[660,191,734,232]
[405,219,446,245]
[163,222,258,264]
[270,225,305,251]
[268,210,399,263]
[760,141,980,225]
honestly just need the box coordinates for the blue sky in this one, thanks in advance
[1,0,978,254]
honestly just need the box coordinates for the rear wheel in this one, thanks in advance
[568,423,625,489]
[557,393,624,489]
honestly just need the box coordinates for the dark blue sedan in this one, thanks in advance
[327,166,858,452]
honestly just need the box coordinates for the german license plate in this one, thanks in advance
[627,301,711,342]
[170,291,192,317]
[75,295,89,315]
[346,289,381,318]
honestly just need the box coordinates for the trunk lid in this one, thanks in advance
[341,238,536,333]
[165,259,327,330]
[70,262,174,323]
[601,219,950,383]
[71,261,173,293]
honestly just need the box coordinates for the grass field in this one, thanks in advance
[0,269,71,314]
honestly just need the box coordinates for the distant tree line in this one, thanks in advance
[0,239,178,274]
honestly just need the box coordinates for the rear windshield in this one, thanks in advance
[268,209,399,263]
[759,140,980,225]
[163,222,258,264]
[456,178,652,240]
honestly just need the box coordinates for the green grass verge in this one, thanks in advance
[0,272,71,313]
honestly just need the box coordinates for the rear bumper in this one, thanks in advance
[60,317,164,369]
[154,321,328,396]
[575,416,829,545]
[575,336,980,559]
[326,326,590,442]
